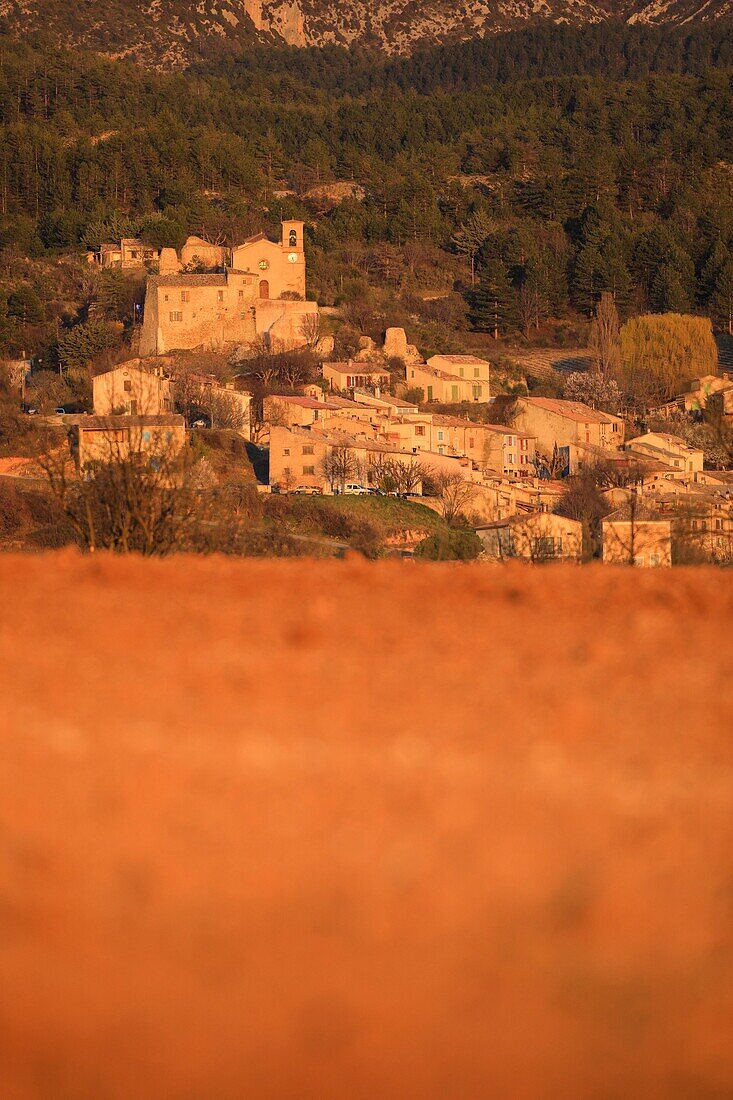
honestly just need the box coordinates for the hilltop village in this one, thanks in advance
[2,221,733,564]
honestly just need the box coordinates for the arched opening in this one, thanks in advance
[288,229,297,248]
[259,279,270,299]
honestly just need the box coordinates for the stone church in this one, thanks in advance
[139,221,317,357]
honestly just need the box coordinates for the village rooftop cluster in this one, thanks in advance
[8,221,733,565]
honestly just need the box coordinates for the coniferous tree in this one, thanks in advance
[471,257,517,337]
[711,259,733,335]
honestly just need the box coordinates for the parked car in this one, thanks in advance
[292,485,321,495]
[343,483,370,495]
[54,407,67,415]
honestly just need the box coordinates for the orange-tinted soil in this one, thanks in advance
[1,552,733,1099]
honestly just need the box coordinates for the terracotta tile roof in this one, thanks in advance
[325,361,390,375]
[603,503,672,523]
[522,397,619,424]
[271,396,340,410]
[432,354,490,365]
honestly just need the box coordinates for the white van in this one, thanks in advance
[343,483,370,495]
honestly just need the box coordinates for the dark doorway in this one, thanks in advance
[259,280,270,299]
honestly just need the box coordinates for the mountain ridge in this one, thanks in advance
[0,0,731,66]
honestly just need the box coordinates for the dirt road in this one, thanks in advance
[1,552,732,1099]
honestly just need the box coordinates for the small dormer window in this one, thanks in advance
[289,229,297,248]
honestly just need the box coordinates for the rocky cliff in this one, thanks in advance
[0,0,730,64]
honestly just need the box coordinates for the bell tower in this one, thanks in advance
[280,221,305,297]
[282,221,304,252]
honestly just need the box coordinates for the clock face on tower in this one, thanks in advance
[287,252,299,263]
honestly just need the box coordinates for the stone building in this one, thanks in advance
[512,397,625,456]
[93,360,174,417]
[231,221,306,301]
[139,222,317,357]
[91,239,159,269]
[71,415,186,471]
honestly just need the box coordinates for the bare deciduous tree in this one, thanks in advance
[432,471,478,526]
[39,424,205,555]
[319,445,361,493]
[299,311,321,349]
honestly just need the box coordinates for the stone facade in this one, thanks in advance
[93,360,174,417]
[231,222,306,301]
[139,222,316,357]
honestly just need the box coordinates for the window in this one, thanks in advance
[468,437,475,448]
[507,454,515,465]
[181,291,190,303]
[438,446,444,455]
[289,229,298,248]
[437,431,444,441]
[169,311,183,322]
[415,425,425,437]
[533,536,557,558]
[302,445,314,455]
[650,553,661,567]
[123,380,132,393]
[217,290,224,303]
[283,466,291,475]
[474,368,480,378]
[302,465,315,475]
[459,368,464,378]
[451,385,459,401]
[612,422,618,432]
[238,289,244,302]
[283,448,290,456]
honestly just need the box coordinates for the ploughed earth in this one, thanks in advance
[1,552,733,1099]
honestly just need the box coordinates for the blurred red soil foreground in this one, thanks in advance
[1,551,733,1100]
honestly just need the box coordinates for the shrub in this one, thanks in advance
[414,528,482,561]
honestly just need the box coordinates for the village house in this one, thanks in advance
[428,416,535,476]
[602,503,673,567]
[352,392,421,418]
[406,362,489,403]
[91,239,160,269]
[262,394,380,440]
[269,425,470,494]
[683,373,733,415]
[70,415,186,471]
[511,397,625,457]
[322,361,391,393]
[476,511,583,563]
[93,360,174,417]
[625,433,704,477]
[427,354,490,396]
[139,222,318,357]
[646,489,733,563]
